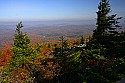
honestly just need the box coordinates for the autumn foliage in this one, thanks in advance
[0,49,11,65]
[0,0,125,83]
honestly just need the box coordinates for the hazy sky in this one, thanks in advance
[0,0,125,21]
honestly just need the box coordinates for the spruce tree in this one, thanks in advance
[60,36,68,56]
[80,36,84,45]
[14,22,30,49]
[93,0,122,43]
[11,22,37,67]
[53,36,68,57]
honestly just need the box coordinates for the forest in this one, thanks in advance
[0,0,125,83]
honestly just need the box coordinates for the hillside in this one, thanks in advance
[0,24,95,52]
[0,0,125,82]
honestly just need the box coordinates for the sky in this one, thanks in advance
[0,0,125,22]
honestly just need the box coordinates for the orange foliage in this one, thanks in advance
[0,66,5,70]
[0,49,11,65]
[13,68,28,80]
[47,62,53,67]
[35,55,61,81]
[20,72,27,79]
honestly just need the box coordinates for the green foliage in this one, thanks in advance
[93,0,111,38]
[53,36,69,57]
[0,66,35,83]
[11,22,38,67]
[93,0,122,44]
[71,46,106,64]
[0,0,125,82]
[80,36,84,44]
[0,22,40,83]
[14,22,30,49]
[60,36,68,51]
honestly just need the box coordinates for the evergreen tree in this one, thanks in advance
[93,0,122,43]
[53,36,68,57]
[11,22,37,67]
[14,22,30,49]
[60,36,68,56]
[80,36,84,45]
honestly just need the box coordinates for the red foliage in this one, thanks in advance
[0,49,11,65]
[35,55,61,81]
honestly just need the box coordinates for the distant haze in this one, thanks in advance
[0,19,96,29]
